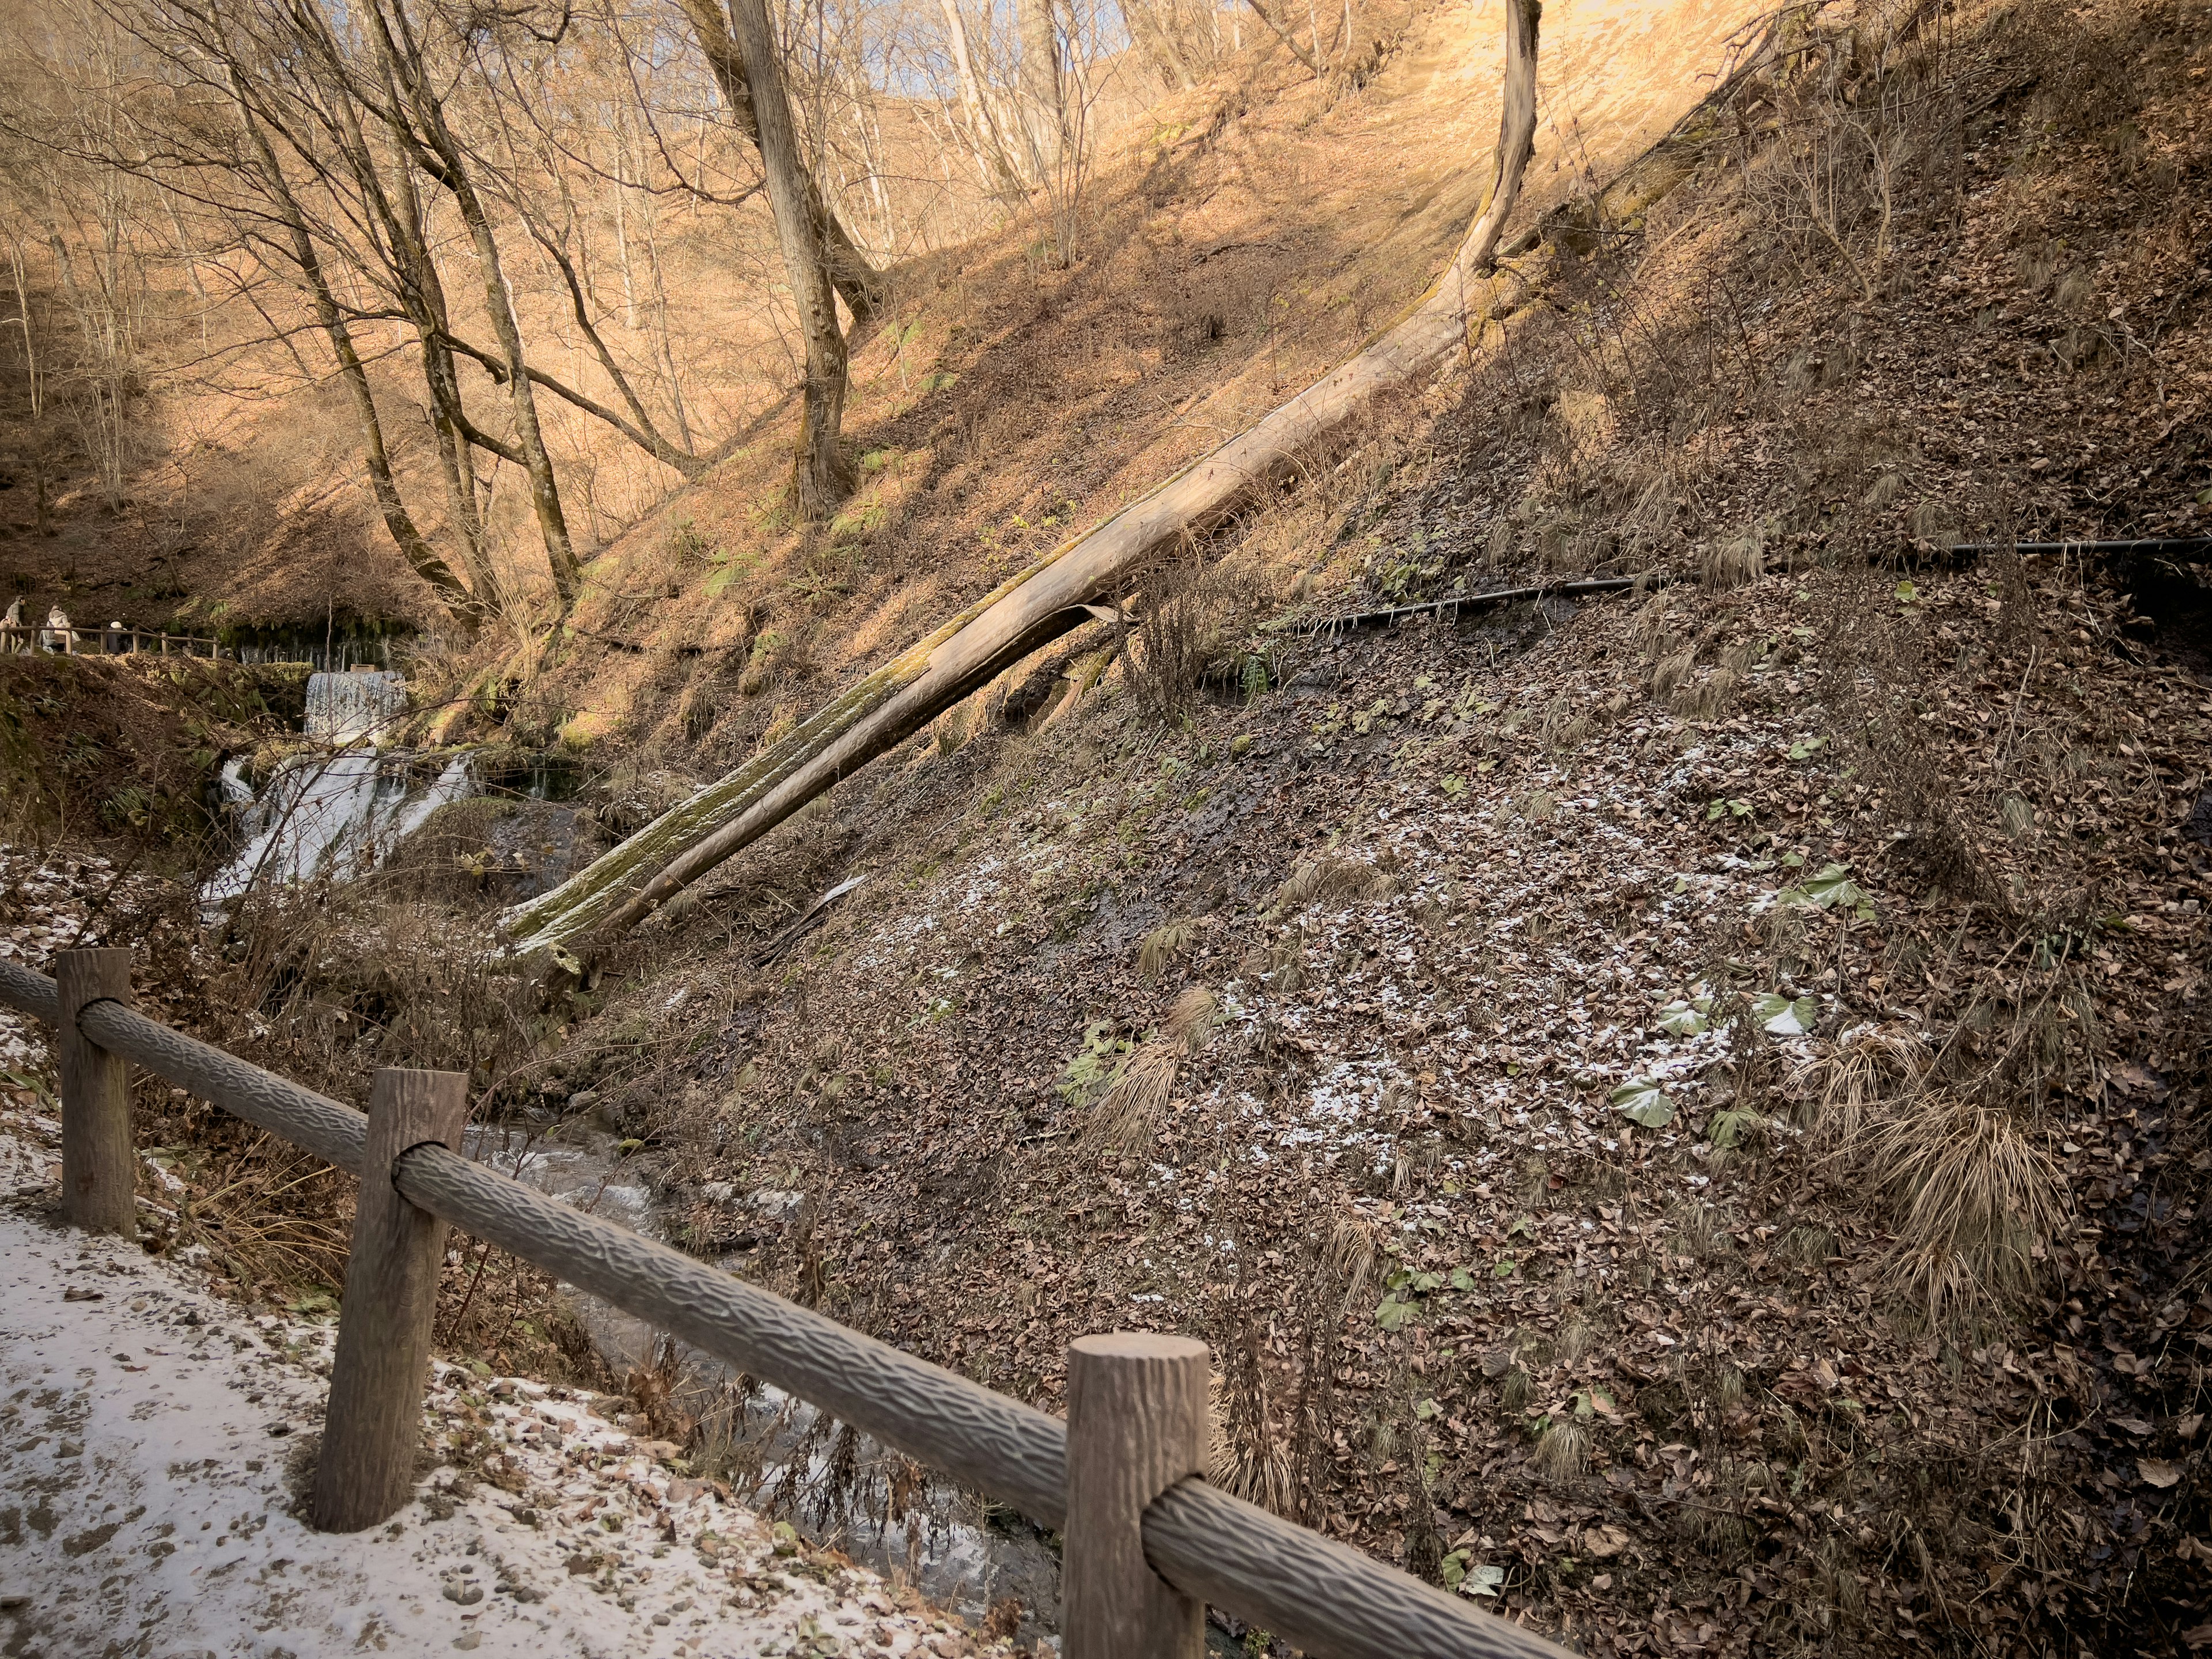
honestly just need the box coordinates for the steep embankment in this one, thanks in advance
[528,0,2211,1650]
[513,0,1772,763]
[7,0,2207,1652]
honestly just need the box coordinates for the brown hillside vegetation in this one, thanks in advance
[505,0,1773,762]
[2,0,2210,1654]
[475,0,2204,1650]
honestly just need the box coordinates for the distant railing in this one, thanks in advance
[0,949,1565,1659]
[1,623,226,658]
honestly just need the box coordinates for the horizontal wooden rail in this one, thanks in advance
[0,624,225,656]
[391,1141,1074,1528]
[0,953,1566,1659]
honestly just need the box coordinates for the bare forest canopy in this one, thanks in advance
[0,0,1232,629]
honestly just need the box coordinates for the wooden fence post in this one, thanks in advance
[1063,1332,1209,1658]
[310,1067,468,1533]
[55,948,136,1236]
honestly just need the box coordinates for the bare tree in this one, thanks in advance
[668,0,882,325]
[353,0,583,609]
[507,0,1555,946]
[229,64,488,628]
[717,0,850,517]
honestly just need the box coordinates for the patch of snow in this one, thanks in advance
[0,1126,1014,1659]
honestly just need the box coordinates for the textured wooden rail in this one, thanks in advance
[0,955,1569,1659]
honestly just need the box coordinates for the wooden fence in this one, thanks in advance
[1,624,226,657]
[0,948,1566,1659]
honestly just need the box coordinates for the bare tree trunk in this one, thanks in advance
[609,129,641,329]
[938,0,1027,193]
[506,0,1560,951]
[670,0,884,326]
[296,40,506,605]
[722,0,852,519]
[1015,0,1065,174]
[363,0,582,609]
[231,79,486,630]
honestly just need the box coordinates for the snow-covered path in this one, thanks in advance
[0,1122,1013,1659]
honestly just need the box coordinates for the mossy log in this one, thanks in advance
[503,3,1772,953]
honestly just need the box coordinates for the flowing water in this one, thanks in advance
[204,672,472,903]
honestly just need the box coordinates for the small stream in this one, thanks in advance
[465,1123,1067,1641]
[211,673,1074,1635]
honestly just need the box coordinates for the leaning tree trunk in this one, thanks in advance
[507,0,1753,953]
[725,0,853,520]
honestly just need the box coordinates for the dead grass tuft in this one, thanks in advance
[1324,1210,1382,1313]
[1700,529,1764,589]
[1853,1090,2065,1317]
[1678,665,1741,720]
[1532,1418,1589,1479]
[1085,1041,1180,1152]
[1162,985,1220,1050]
[1788,1022,1933,1139]
[1210,1333,1297,1516]
[1267,855,1387,916]
[1650,646,1698,702]
[1138,918,1202,979]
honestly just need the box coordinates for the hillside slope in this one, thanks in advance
[525,0,2211,1649]
[5,0,2209,1653]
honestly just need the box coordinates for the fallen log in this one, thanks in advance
[505,1,1763,953]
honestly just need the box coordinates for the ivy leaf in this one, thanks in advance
[1656,999,1708,1036]
[1375,1295,1415,1331]
[1609,1078,1676,1128]
[1448,1266,1476,1292]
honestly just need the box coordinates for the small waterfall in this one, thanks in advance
[205,672,480,904]
[216,757,255,808]
[303,670,407,743]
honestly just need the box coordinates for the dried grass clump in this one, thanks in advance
[1138,918,1201,979]
[1324,1210,1382,1312]
[1555,1315,1594,1367]
[1679,665,1741,720]
[1634,593,1677,661]
[1532,1418,1588,1479]
[1260,937,1306,994]
[1162,985,1219,1048]
[1209,1359,1296,1516]
[1267,855,1387,917]
[1700,531,1764,589]
[1855,1090,2064,1317]
[1085,984,1220,1150]
[1084,1041,1180,1151]
[1650,646,1698,701]
[1788,1022,1933,1139]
